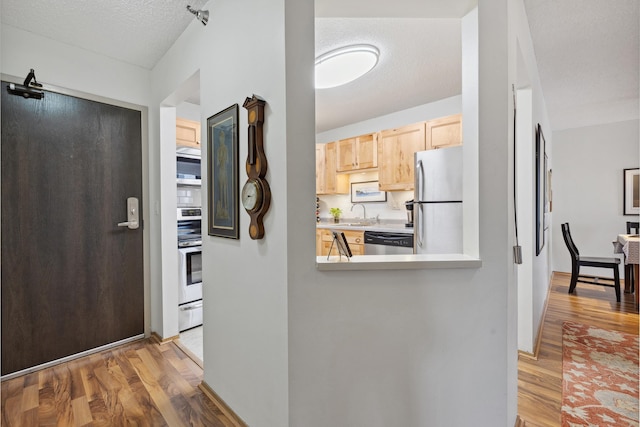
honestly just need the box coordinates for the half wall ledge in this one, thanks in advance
[316,254,482,271]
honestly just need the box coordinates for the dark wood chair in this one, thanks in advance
[625,221,639,293]
[561,223,621,302]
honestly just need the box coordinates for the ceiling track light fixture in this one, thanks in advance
[315,44,380,89]
[186,5,209,26]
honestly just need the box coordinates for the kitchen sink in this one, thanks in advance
[334,221,377,227]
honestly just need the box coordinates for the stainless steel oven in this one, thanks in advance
[178,208,203,332]
[179,245,202,301]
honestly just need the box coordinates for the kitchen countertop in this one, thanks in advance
[316,219,482,270]
[317,253,482,271]
[317,220,413,234]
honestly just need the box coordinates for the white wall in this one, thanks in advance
[552,119,640,278]
[318,184,412,222]
[291,3,518,425]
[462,8,480,258]
[316,95,461,144]
[177,101,201,122]
[516,88,535,352]
[154,1,520,425]
[1,25,150,106]
[158,107,179,338]
[1,0,546,424]
[151,0,293,424]
[509,0,553,355]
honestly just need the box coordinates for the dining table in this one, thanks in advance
[614,233,640,307]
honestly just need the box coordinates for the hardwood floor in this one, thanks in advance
[517,272,639,427]
[1,339,234,426]
[3,272,637,427]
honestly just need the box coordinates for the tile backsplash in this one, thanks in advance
[317,171,413,222]
[177,185,202,207]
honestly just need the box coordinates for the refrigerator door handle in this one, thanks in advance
[418,203,424,248]
[416,159,425,248]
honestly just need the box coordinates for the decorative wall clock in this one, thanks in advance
[241,95,270,239]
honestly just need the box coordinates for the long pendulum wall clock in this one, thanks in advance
[241,95,271,239]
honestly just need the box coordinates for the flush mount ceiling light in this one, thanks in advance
[315,44,380,89]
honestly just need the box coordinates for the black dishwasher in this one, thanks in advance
[363,231,414,255]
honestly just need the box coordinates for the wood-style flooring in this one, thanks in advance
[517,272,639,427]
[1,339,234,426]
[3,272,637,427]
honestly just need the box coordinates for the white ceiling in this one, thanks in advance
[1,0,208,70]
[315,18,462,132]
[523,0,639,131]
[1,0,637,133]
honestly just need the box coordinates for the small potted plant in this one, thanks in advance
[329,207,342,223]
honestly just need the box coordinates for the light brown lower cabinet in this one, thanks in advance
[317,229,364,256]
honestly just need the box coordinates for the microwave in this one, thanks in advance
[177,149,201,186]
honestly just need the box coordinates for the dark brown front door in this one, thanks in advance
[1,83,144,376]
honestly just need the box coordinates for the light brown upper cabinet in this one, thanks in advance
[315,144,327,194]
[316,142,349,195]
[176,118,201,149]
[426,114,462,149]
[378,122,426,191]
[337,133,378,172]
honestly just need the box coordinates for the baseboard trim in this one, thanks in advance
[150,331,179,345]
[1,334,144,381]
[520,271,556,361]
[518,349,537,360]
[199,381,247,427]
[532,271,557,357]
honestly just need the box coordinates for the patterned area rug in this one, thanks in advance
[562,321,639,427]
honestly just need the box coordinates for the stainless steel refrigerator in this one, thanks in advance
[413,146,463,254]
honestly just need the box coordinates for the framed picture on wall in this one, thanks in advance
[623,168,639,216]
[207,104,240,238]
[535,124,546,256]
[350,181,387,203]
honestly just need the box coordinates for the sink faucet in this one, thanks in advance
[351,203,366,220]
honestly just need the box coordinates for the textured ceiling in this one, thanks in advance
[315,18,462,132]
[314,0,474,132]
[523,0,639,130]
[1,0,208,69]
[1,0,637,132]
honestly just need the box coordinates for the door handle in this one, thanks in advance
[117,197,139,229]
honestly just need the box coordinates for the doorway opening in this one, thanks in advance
[160,71,204,364]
